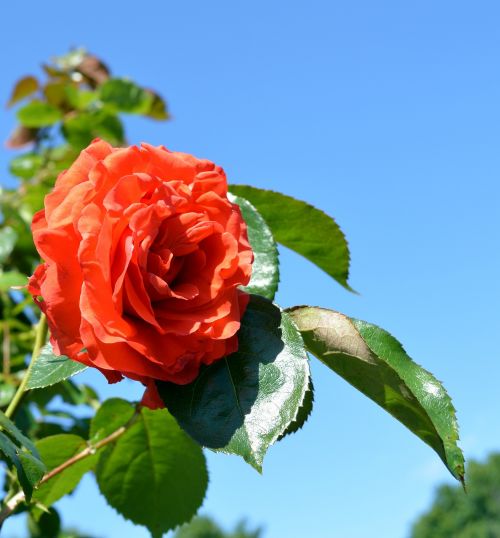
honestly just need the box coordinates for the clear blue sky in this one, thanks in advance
[2,2,500,537]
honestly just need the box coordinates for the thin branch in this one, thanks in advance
[2,322,10,377]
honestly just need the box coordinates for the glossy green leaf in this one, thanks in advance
[229,193,279,299]
[9,153,44,179]
[0,411,46,500]
[95,405,208,537]
[7,76,39,107]
[278,378,314,440]
[33,434,96,510]
[17,101,62,128]
[0,226,18,264]
[229,185,353,291]
[288,306,464,482]
[157,295,310,471]
[99,78,153,114]
[0,270,27,291]
[26,343,87,390]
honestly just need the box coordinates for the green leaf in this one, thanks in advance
[33,434,96,510]
[28,508,61,538]
[157,295,310,471]
[229,193,279,299]
[64,86,97,110]
[146,91,169,120]
[95,405,208,537]
[17,101,62,128]
[0,226,18,265]
[62,111,124,149]
[0,410,40,457]
[99,78,153,114]
[0,270,27,291]
[90,398,135,442]
[9,153,44,180]
[26,343,87,390]
[288,306,464,482]
[229,185,353,291]
[0,432,43,502]
[278,378,314,440]
[0,411,46,500]
[7,76,39,107]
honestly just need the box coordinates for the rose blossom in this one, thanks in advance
[28,139,253,407]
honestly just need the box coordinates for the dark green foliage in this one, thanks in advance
[158,295,310,471]
[412,454,500,538]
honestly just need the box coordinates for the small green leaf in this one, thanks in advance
[28,508,61,538]
[62,111,124,149]
[0,410,40,456]
[0,384,16,407]
[0,270,27,291]
[27,343,87,390]
[229,185,353,291]
[95,406,208,537]
[17,101,62,128]
[64,86,97,110]
[288,306,464,482]
[9,153,44,180]
[157,295,310,471]
[33,434,96,510]
[43,82,68,108]
[229,193,279,299]
[0,226,18,265]
[145,91,169,120]
[7,76,39,107]
[0,432,43,502]
[90,398,135,442]
[99,78,153,114]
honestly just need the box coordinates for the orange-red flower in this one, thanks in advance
[28,139,253,406]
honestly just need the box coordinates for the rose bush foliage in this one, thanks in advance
[0,50,465,537]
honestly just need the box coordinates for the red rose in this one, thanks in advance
[28,139,253,407]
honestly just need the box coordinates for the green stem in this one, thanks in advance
[4,314,47,419]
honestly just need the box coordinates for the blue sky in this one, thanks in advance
[2,1,500,537]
